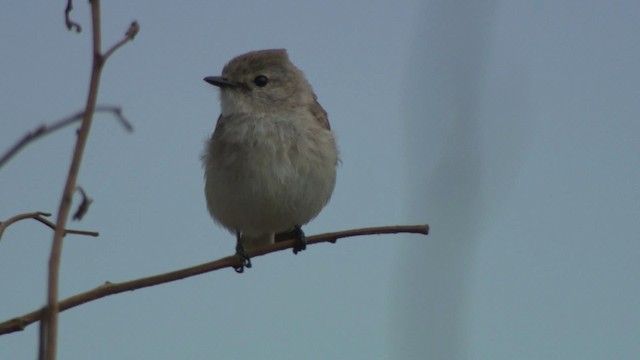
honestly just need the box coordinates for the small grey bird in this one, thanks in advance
[202,49,338,272]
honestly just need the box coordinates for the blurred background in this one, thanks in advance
[1,1,639,359]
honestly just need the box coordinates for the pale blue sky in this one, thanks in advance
[1,1,639,359]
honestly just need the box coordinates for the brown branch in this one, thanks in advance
[43,2,138,359]
[0,105,132,170]
[0,212,99,241]
[44,0,102,351]
[102,21,139,62]
[0,212,50,240]
[0,224,429,336]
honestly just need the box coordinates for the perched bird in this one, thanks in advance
[202,49,338,272]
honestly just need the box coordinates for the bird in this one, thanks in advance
[202,49,338,272]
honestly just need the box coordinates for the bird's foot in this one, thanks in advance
[274,226,307,254]
[234,235,252,273]
[292,225,306,255]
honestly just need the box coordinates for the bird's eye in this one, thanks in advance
[253,75,269,87]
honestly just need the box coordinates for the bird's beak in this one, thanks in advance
[204,76,237,88]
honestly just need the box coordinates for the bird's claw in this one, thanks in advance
[234,237,252,273]
[292,225,306,254]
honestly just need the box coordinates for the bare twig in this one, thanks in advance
[0,224,429,335]
[43,1,138,358]
[64,0,81,32]
[32,214,98,237]
[72,186,93,221]
[0,105,132,170]
[0,212,98,241]
[0,212,50,240]
[102,21,139,62]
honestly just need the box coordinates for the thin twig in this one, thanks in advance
[43,1,138,359]
[0,105,132,170]
[32,215,99,237]
[0,212,50,240]
[0,224,429,335]
[72,186,93,221]
[64,0,81,32]
[102,21,139,62]
[0,212,98,241]
[43,0,105,354]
